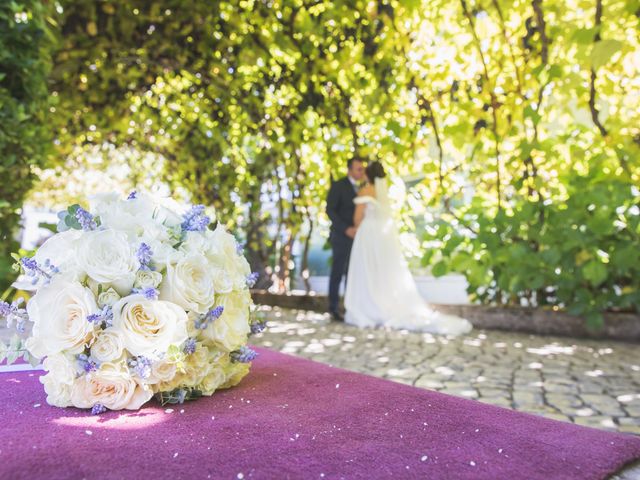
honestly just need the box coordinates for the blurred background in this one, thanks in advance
[1,0,639,327]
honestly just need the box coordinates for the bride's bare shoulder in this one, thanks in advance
[358,184,376,197]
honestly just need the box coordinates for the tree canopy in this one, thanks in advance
[2,0,639,324]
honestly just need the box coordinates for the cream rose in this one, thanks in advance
[159,254,215,314]
[89,192,156,238]
[98,287,121,307]
[111,295,188,358]
[90,329,125,363]
[71,362,152,410]
[25,278,97,358]
[207,225,251,290]
[134,270,163,289]
[147,358,178,385]
[77,229,139,295]
[40,353,77,407]
[200,291,251,351]
[198,364,226,395]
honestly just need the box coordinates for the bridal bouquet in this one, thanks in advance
[1,191,264,413]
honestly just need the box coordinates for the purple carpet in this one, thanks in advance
[1,347,639,479]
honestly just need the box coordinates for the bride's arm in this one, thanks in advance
[353,185,375,227]
[354,203,366,227]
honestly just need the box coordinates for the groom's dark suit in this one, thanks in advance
[326,176,357,314]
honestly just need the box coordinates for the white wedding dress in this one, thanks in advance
[344,178,472,335]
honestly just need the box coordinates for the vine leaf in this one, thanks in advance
[590,39,623,69]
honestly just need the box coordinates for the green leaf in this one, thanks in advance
[524,106,541,126]
[571,28,597,45]
[6,335,22,365]
[582,260,608,286]
[431,261,448,277]
[590,40,623,70]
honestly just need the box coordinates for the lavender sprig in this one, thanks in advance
[194,306,224,330]
[20,257,59,286]
[246,272,259,288]
[77,354,99,373]
[0,298,29,332]
[131,287,159,300]
[183,338,197,355]
[91,403,107,415]
[181,205,210,232]
[231,346,258,363]
[250,321,267,335]
[75,207,98,231]
[127,191,137,200]
[128,356,152,379]
[87,306,113,329]
[136,243,153,270]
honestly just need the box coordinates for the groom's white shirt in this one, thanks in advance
[348,176,359,192]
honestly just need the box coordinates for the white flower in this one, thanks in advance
[40,353,76,407]
[200,290,251,352]
[25,278,97,358]
[198,364,226,395]
[77,229,139,295]
[207,225,251,290]
[159,254,215,314]
[134,270,163,289]
[89,192,156,238]
[147,358,178,385]
[34,230,83,273]
[97,287,121,307]
[12,230,83,291]
[90,329,125,363]
[111,295,188,358]
[70,362,152,410]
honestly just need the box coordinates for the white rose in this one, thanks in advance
[12,230,83,291]
[25,278,97,358]
[134,270,163,289]
[40,353,76,407]
[198,364,226,395]
[71,362,152,410]
[207,225,251,290]
[180,231,211,257]
[89,193,156,238]
[147,358,178,385]
[77,229,139,295]
[211,267,234,295]
[98,287,121,307]
[139,238,182,271]
[159,254,215,314]
[147,193,187,228]
[181,344,214,385]
[90,329,125,363]
[111,295,188,358]
[154,344,211,392]
[200,290,251,351]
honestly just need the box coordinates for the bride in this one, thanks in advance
[344,161,472,335]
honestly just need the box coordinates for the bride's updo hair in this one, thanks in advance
[365,161,386,182]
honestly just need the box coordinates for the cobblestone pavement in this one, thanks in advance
[251,307,640,437]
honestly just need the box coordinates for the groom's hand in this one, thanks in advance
[345,226,357,239]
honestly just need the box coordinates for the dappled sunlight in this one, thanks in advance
[251,308,640,435]
[53,407,170,430]
[526,344,577,356]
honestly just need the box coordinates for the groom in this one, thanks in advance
[325,157,366,321]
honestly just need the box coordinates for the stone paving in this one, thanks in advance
[251,307,640,437]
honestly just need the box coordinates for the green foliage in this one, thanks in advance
[0,1,53,291]
[2,0,639,325]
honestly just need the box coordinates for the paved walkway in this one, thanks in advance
[251,307,640,436]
